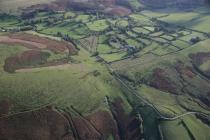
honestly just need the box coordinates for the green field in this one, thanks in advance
[142,7,210,32]
[86,19,109,31]
[0,43,129,114]
[1,3,210,140]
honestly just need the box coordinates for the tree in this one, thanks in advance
[57,32,62,37]
[190,37,201,44]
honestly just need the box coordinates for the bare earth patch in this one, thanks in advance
[0,33,77,54]
[9,33,77,54]
[0,36,46,49]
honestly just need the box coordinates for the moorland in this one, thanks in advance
[0,0,210,140]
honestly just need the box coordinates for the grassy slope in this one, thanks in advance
[111,31,210,140]
[160,115,210,140]
[0,43,130,114]
[142,7,210,32]
[160,119,192,140]
[1,5,210,139]
[0,0,55,13]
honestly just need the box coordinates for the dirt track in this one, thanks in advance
[15,63,87,73]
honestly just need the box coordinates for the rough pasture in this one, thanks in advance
[0,96,142,140]
[0,36,46,50]
[150,68,177,94]
[0,97,142,140]
[0,34,77,54]
[0,107,119,140]
[4,50,50,73]
[190,52,210,77]
[104,6,131,16]
[9,33,77,54]
[0,106,75,140]
[110,98,143,140]
[0,33,78,73]
[190,52,210,66]
[0,99,13,116]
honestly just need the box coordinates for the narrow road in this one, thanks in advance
[106,63,210,121]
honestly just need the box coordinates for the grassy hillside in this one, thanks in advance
[0,0,55,13]
[1,3,210,140]
[0,43,130,114]
[142,6,210,32]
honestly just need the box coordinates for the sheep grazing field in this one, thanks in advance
[0,0,210,140]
